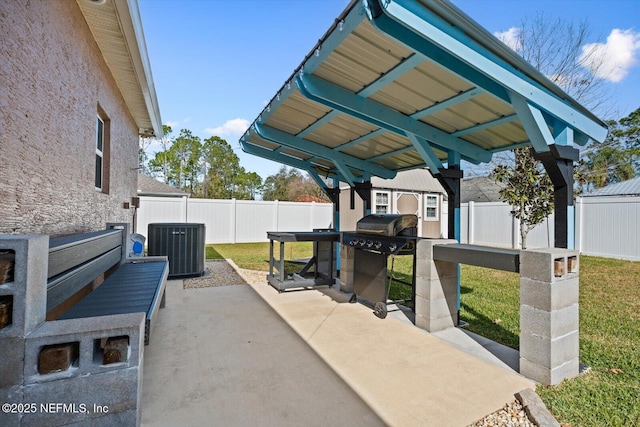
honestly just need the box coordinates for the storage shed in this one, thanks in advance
[340,168,445,237]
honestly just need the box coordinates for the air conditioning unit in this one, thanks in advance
[147,223,206,278]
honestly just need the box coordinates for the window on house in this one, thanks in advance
[95,108,109,193]
[95,116,104,190]
[424,194,438,220]
[374,191,390,214]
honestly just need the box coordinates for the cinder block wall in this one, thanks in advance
[0,0,138,236]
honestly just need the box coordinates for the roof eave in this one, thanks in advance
[77,0,163,138]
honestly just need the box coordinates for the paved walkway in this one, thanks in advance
[142,279,533,426]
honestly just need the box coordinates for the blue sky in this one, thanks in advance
[138,0,640,180]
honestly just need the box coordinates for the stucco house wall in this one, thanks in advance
[0,0,152,236]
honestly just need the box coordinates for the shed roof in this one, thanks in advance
[239,0,607,188]
[137,174,189,197]
[76,0,163,138]
[584,176,640,197]
[373,168,445,193]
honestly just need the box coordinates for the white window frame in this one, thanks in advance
[95,115,104,191]
[424,194,439,221]
[373,190,390,214]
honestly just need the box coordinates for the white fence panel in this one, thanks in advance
[187,199,234,243]
[136,197,334,244]
[135,197,186,234]
[459,203,468,243]
[459,196,639,259]
[579,196,640,261]
[469,202,513,247]
[526,215,554,249]
[235,200,278,243]
[277,201,334,232]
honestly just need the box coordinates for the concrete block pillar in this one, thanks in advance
[414,239,459,332]
[315,240,336,282]
[339,243,355,293]
[0,235,48,338]
[0,235,48,391]
[519,248,580,385]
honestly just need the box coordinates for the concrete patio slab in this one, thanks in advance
[250,283,534,427]
[142,278,534,427]
[141,280,384,427]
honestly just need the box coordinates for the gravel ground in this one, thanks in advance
[468,400,536,427]
[183,259,266,289]
[185,260,540,427]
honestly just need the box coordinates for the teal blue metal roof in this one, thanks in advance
[240,0,608,188]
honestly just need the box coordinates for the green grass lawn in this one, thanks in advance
[207,242,314,273]
[208,242,640,426]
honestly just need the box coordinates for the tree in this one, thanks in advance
[234,171,262,200]
[577,108,640,189]
[499,12,611,114]
[492,148,553,249]
[149,129,201,192]
[147,125,174,183]
[201,136,241,198]
[578,124,634,189]
[262,166,330,202]
[262,166,300,201]
[139,137,152,175]
[489,14,614,246]
[146,130,264,199]
[617,107,640,172]
[287,174,330,202]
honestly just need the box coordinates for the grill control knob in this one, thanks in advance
[388,243,397,253]
[349,239,356,246]
[366,240,373,247]
[374,241,382,249]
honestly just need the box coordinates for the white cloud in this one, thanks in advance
[494,27,522,52]
[164,118,190,129]
[204,118,250,137]
[580,28,640,83]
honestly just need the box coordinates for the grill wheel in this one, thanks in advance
[374,302,387,319]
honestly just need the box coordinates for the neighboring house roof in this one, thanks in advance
[137,174,189,197]
[339,169,445,193]
[460,176,504,203]
[76,0,162,138]
[584,176,640,197]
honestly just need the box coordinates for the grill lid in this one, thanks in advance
[356,214,418,236]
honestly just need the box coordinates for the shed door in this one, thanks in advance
[394,192,422,236]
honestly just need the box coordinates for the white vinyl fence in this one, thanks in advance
[135,197,334,244]
[457,196,640,261]
[576,196,640,261]
[136,195,639,261]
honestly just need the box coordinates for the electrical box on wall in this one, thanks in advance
[147,223,206,278]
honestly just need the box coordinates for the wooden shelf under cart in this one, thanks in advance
[266,230,340,291]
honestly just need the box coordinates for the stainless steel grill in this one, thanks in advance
[355,214,418,236]
[342,214,418,318]
[343,214,417,255]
